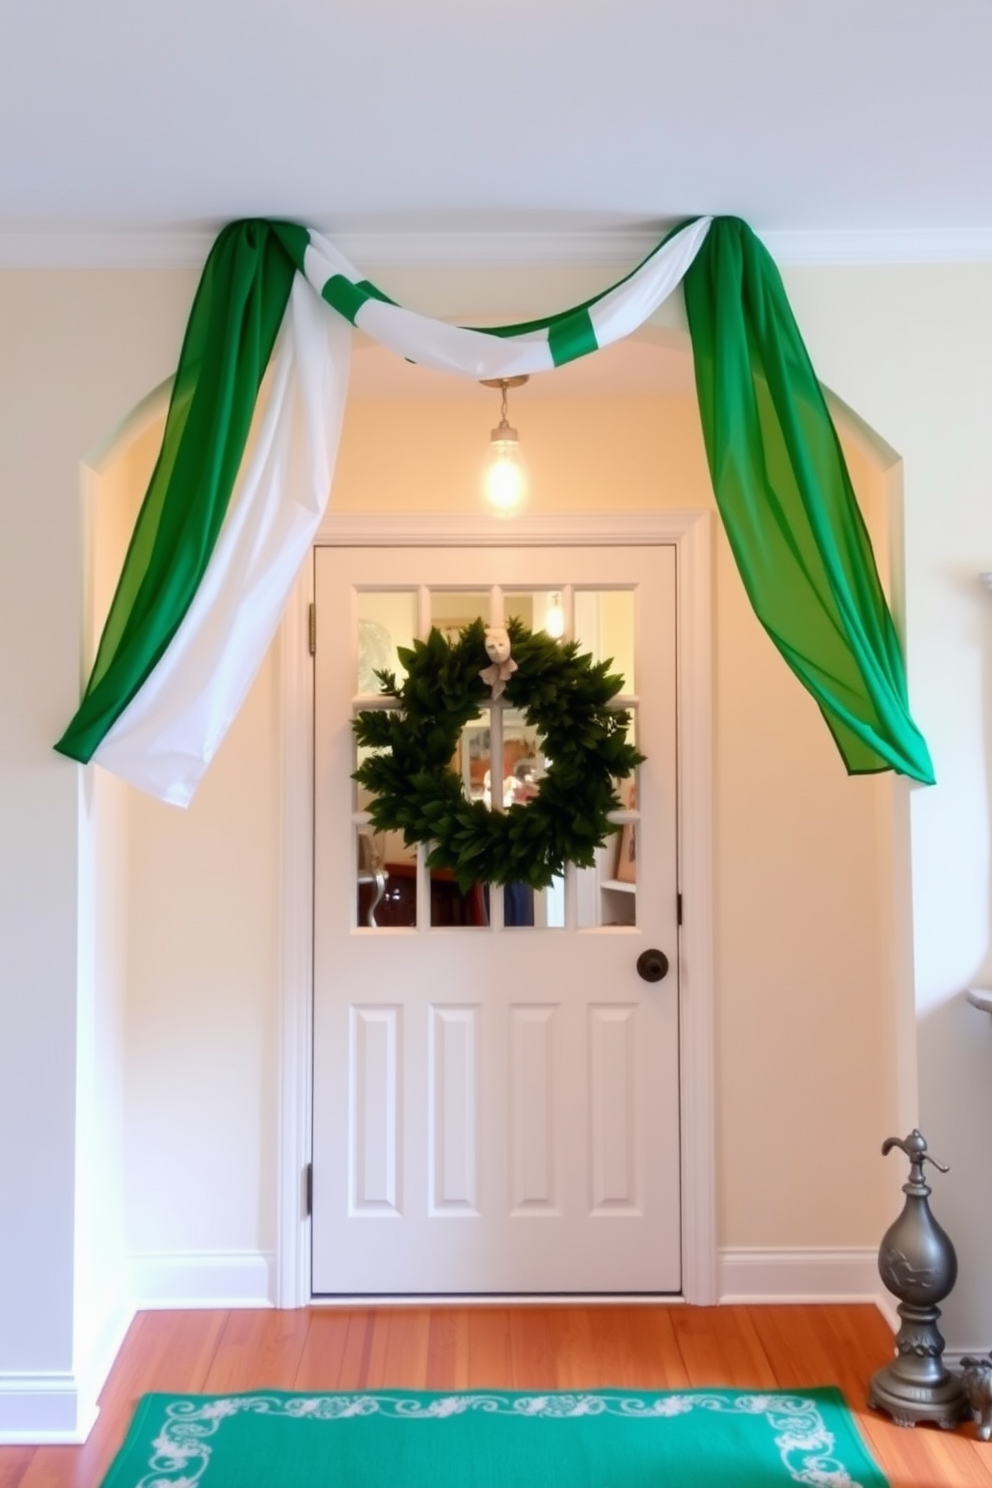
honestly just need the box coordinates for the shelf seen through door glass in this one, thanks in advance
[576,750,638,930]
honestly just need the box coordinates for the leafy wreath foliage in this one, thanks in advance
[352,617,643,892]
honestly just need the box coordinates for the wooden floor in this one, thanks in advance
[2,1304,991,1487]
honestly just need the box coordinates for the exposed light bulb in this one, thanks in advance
[485,433,526,512]
[544,592,565,639]
[481,375,529,514]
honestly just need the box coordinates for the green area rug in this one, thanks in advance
[99,1387,888,1487]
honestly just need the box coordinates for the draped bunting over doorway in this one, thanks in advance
[54,215,935,804]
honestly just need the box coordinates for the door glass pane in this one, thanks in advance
[357,591,417,696]
[573,589,636,694]
[458,710,491,804]
[505,589,566,642]
[576,745,639,930]
[601,736,638,924]
[608,812,638,892]
[611,707,639,806]
[356,827,417,928]
[432,709,490,927]
[501,709,546,809]
[505,880,563,930]
[430,590,490,641]
[576,830,637,929]
[566,590,637,929]
[353,723,419,928]
[430,868,489,928]
[495,704,561,929]
[597,874,637,926]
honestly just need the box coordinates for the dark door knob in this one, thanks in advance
[636,948,670,983]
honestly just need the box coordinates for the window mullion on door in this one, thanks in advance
[488,584,505,932]
[415,585,433,933]
[489,697,504,932]
[416,585,432,640]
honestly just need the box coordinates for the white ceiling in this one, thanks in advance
[1,0,991,261]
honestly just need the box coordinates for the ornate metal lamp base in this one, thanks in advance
[868,1132,968,1431]
[869,1346,967,1431]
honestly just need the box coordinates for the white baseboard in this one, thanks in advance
[75,1290,136,1438]
[0,1373,98,1444]
[0,1254,271,1443]
[130,1249,275,1308]
[0,1290,135,1445]
[3,1248,903,1441]
[719,1247,890,1311]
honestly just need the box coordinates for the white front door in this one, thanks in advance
[311,543,680,1295]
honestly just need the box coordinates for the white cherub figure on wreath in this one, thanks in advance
[479,625,518,700]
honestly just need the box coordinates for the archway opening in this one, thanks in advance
[83,324,913,1307]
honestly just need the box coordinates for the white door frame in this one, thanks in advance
[275,510,716,1307]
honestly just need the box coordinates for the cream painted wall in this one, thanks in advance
[125,651,278,1260]
[778,263,992,1349]
[0,267,196,1431]
[71,418,150,1403]
[2,254,991,1428]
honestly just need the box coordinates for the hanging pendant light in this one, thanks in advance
[480,375,528,513]
[543,592,565,639]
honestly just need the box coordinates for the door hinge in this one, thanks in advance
[305,1161,313,1217]
[308,603,316,656]
[677,892,683,927]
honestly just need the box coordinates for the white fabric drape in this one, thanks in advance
[93,275,352,805]
[302,217,712,378]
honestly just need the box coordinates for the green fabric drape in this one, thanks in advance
[54,219,306,763]
[683,218,934,784]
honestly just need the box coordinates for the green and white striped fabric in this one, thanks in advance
[55,216,935,803]
[300,216,712,377]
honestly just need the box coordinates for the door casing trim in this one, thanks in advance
[276,510,715,1306]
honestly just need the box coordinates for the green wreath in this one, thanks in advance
[352,617,643,893]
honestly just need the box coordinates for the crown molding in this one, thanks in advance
[760,226,992,266]
[1,224,991,271]
[0,231,215,270]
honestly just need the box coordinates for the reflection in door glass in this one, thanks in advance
[453,709,548,803]
[356,827,417,929]
[505,878,564,931]
[499,709,546,810]
[425,875,558,929]
[504,590,565,642]
[429,867,489,928]
[356,591,417,695]
[576,840,637,929]
[610,709,639,807]
[455,708,549,812]
[576,758,638,930]
[456,709,491,805]
[429,590,490,641]
[573,589,635,694]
